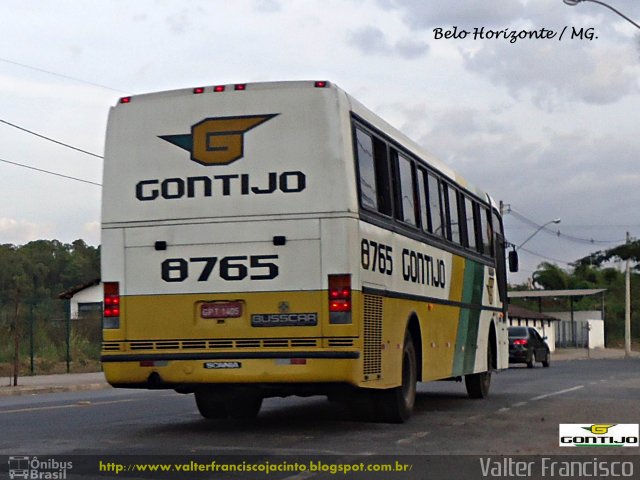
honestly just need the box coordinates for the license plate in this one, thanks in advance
[201,302,242,319]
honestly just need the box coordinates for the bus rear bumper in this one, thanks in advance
[102,351,361,390]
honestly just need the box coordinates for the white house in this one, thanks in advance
[58,279,102,319]
[508,289,607,350]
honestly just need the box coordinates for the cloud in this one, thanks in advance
[0,218,53,245]
[463,41,640,108]
[82,221,101,245]
[414,105,639,229]
[348,25,429,58]
[253,0,282,13]
[373,0,526,30]
[369,0,640,107]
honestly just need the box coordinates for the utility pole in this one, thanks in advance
[625,231,631,357]
[12,287,21,387]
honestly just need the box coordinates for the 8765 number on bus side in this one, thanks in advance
[361,239,393,275]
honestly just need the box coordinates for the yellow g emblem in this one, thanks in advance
[583,424,616,434]
[160,114,277,166]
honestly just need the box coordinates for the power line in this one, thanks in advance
[507,208,625,245]
[519,246,572,265]
[0,119,103,159]
[0,157,101,187]
[0,56,129,94]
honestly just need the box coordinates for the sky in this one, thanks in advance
[0,0,638,284]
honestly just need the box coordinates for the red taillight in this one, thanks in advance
[119,96,131,104]
[213,85,225,92]
[513,339,527,345]
[314,81,328,88]
[104,282,120,317]
[234,83,246,91]
[329,274,351,312]
[193,87,205,94]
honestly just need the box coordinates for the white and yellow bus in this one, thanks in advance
[101,80,510,422]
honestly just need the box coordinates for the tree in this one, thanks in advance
[531,262,570,290]
[574,239,640,271]
[0,239,100,376]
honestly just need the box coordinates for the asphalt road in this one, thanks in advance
[1,358,639,456]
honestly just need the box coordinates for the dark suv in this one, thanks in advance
[508,326,551,368]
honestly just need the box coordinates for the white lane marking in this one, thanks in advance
[396,431,430,445]
[0,398,139,414]
[530,385,584,401]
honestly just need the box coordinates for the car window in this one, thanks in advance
[508,327,527,337]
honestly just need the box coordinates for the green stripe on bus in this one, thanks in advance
[453,259,485,376]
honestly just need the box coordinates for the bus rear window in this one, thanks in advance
[354,127,391,216]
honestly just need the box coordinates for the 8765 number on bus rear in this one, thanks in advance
[161,255,279,282]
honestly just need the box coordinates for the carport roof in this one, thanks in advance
[508,289,606,299]
[508,304,560,321]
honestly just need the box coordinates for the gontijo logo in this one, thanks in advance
[159,114,278,166]
[584,424,616,435]
[560,424,639,447]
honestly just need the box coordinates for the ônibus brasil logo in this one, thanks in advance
[559,424,639,447]
[159,114,278,166]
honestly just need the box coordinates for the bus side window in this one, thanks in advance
[492,209,503,251]
[444,184,461,244]
[355,128,378,211]
[354,127,392,216]
[396,152,418,227]
[464,196,478,251]
[427,172,444,237]
[417,168,430,232]
[479,206,492,257]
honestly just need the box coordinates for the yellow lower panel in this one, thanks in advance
[104,357,360,386]
[376,296,462,383]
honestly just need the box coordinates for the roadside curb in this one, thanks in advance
[1,349,637,397]
[0,382,111,397]
[551,348,640,362]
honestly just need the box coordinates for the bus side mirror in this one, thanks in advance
[508,249,519,273]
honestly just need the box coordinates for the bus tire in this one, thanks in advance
[195,390,229,419]
[465,344,492,399]
[376,331,417,423]
[226,395,263,420]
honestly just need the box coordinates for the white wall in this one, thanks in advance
[70,284,103,319]
[547,311,605,349]
[588,320,605,349]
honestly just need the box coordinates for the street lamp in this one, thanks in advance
[507,218,561,273]
[563,0,640,30]
[517,218,562,250]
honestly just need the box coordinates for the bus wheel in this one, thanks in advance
[465,345,492,399]
[226,395,263,420]
[376,331,417,423]
[195,390,229,419]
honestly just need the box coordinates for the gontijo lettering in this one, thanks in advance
[135,171,306,201]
